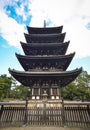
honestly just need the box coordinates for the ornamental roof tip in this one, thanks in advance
[20,41,27,44]
[76,67,82,71]
[44,20,46,28]
[15,52,17,55]
[8,68,10,71]
[8,68,15,72]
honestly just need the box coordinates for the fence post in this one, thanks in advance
[0,105,4,120]
[43,100,47,125]
[24,98,28,125]
[87,104,90,118]
[61,98,66,127]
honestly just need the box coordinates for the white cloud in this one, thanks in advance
[0,0,27,48]
[64,16,90,58]
[0,0,90,58]
[0,11,25,48]
[28,0,86,26]
[15,1,29,21]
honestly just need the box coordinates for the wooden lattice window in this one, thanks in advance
[52,88,57,95]
[34,88,39,95]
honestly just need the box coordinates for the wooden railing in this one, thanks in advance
[63,102,90,128]
[0,101,90,128]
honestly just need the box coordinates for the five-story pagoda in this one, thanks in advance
[9,23,82,100]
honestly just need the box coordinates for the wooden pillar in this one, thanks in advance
[50,88,52,95]
[39,88,40,95]
[50,88,52,99]
[32,88,34,95]
[40,85,42,99]
[57,88,59,95]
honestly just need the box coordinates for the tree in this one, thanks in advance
[61,70,90,101]
[0,74,12,99]
[11,84,30,99]
[75,70,90,100]
[61,82,77,100]
[75,71,90,90]
[0,74,30,100]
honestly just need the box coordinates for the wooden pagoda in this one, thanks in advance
[9,25,82,100]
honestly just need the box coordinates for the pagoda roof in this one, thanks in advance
[16,52,75,59]
[20,41,69,55]
[8,67,82,87]
[20,41,69,47]
[16,52,75,71]
[24,32,66,43]
[27,26,63,34]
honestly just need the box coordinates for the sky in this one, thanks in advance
[0,0,90,76]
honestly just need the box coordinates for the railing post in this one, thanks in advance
[43,100,47,125]
[24,98,28,125]
[61,98,66,127]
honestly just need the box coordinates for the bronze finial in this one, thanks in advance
[44,20,46,28]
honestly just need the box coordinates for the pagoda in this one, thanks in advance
[9,23,82,100]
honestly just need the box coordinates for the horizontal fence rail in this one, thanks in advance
[0,101,90,128]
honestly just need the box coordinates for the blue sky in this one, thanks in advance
[0,0,90,76]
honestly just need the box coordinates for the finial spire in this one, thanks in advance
[44,20,46,28]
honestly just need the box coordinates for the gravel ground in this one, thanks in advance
[0,126,90,130]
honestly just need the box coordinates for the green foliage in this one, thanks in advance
[0,74,30,100]
[10,85,30,99]
[61,70,90,101]
[0,74,12,99]
[61,82,77,100]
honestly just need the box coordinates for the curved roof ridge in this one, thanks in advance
[27,25,63,29]
[8,67,82,75]
[24,32,66,37]
[15,52,75,59]
[20,41,70,46]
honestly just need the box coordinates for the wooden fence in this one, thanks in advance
[64,103,90,128]
[0,100,90,128]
